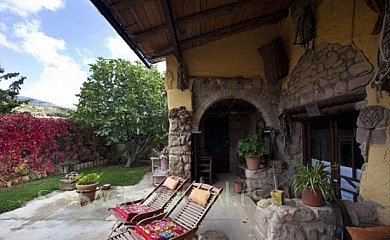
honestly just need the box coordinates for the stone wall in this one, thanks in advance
[168,115,192,180]
[281,42,373,109]
[191,76,281,131]
[255,199,336,240]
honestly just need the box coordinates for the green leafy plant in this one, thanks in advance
[292,161,335,202]
[71,58,168,167]
[75,172,102,185]
[236,134,265,158]
[59,161,77,167]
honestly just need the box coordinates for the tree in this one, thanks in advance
[72,58,168,167]
[0,64,26,114]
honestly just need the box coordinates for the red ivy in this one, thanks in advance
[0,114,100,178]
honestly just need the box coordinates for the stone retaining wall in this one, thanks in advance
[255,198,336,240]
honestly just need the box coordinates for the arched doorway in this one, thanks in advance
[195,98,266,179]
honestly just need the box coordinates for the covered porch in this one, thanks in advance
[90,0,390,230]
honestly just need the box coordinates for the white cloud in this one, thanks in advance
[0,33,20,51]
[106,35,138,61]
[0,0,65,17]
[13,20,69,66]
[8,19,86,108]
[106,35,166,73]
[21,63,86,109]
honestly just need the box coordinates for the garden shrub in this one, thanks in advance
[0,114,101,180]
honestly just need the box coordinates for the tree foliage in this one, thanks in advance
[0,64,26,114]
[72,58,168,167]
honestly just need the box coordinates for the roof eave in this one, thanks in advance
[89,0,152,68]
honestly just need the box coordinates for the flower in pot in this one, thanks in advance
[178,107,190,123]
[75,172,102,204]
[292,161,335,207]
[236,133,265,171]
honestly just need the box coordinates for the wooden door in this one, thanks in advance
[204,117,229,173]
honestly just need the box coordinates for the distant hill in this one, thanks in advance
[14,96,72,117]
[18,96,67,109]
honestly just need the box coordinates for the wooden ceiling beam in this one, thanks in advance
[131,0,289,43]
[160,0,182,61]
[152,10,289,59]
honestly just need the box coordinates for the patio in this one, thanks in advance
[0,172,262,240]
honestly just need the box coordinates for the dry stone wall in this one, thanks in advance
[281,42,373,109]
[168,116,192,180]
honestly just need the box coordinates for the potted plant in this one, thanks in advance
[292,161,335,207]
[178,107,190,123]
[59,161,77,173]
[236,133,265,171]
[75,172,102,204]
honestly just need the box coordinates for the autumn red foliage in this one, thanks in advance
[0,114,100,179]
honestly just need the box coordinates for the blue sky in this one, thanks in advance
[0,0,165,108]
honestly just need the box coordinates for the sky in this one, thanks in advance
[0,0,165,108]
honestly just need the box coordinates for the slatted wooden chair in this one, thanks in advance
[108,182,223,240]
[198,156,212,184]
[108,175,187,237]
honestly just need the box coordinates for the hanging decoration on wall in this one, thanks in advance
[258,36,289,83]
[279,109,291,149]
[358,105,386,160]
[365,0,385,35]
[177,63,187,90]
[371,0,390,98]
[291,1,315,49]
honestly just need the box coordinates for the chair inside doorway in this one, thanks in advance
[198,156,212,184]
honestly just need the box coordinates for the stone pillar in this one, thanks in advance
[168,107,192,180]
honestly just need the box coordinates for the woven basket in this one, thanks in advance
[258,37,288,83]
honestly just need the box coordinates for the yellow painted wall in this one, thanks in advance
[361,86,390,224]
[166,25,281,111]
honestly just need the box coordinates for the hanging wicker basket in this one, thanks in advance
[258,37,288,83]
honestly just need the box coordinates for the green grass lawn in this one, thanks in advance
[0,165,150,214]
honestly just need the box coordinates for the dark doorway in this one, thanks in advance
[204,117,229,173]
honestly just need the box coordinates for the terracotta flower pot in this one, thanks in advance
[234,181,243,193]
[301,187,324,207]
[76,182,99,203]
[245,155,261,171]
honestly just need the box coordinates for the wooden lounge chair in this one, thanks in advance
[108,182,223,240]
[108,175,188,237]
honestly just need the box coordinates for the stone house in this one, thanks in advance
[91,0,390,225]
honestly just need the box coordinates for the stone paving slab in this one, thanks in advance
[0,173,263,240]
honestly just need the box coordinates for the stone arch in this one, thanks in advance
[191,88,280,132]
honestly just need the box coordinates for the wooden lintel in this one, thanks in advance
[160,0,182,61]
[152,10,288,58]
[286,86,367,116]
[131,0,284,43]
[291,102,358,121]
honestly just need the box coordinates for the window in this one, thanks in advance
[303,115,364,201]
